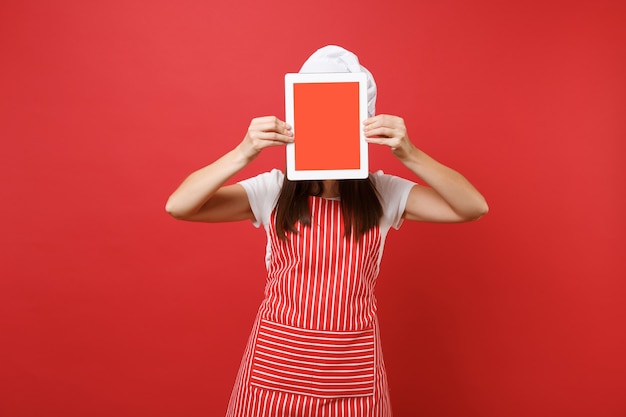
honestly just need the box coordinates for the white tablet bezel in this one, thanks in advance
[285,72,369,180]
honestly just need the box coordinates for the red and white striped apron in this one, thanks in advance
[226,196,392,417]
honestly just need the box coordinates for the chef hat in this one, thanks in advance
[299,45,377,117]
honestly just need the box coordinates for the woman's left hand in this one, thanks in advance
[363,114,415,161]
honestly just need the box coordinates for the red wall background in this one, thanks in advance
[1,1,625,416]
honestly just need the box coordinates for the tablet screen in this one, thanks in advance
[293,81,360,170]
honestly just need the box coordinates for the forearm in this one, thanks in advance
[165,145,251,218]
[400,145,489,219]
[165,116,293,220]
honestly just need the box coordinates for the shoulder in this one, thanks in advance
[370,170,416,230]
[370,170,415,198]
[238,169,284,193]
[237,169,284,227]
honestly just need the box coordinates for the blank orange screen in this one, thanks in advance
[293,82,361,170]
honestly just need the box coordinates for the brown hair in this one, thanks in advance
[274,176,383,241]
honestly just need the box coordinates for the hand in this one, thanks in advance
[363,114,415,161]
[237,116,293,161]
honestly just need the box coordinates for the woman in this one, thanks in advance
[166,46,488,417]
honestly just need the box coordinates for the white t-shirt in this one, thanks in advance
[238,169,415,233]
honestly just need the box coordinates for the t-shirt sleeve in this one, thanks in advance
[237,169,284,228]
[371,170,416,230]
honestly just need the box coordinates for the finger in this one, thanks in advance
[363,115,384,128]
[249,124,292,143]
[364,115,404,131]
[253,119,292,135]
[364,126,397,138]
[250,115,288,128]
[252,115,283,125]
[363,117,376,127]
[364,136,387,145]
[365,136,402,150]
[364,116,398,135]
[255,137,295,150]
[252,131,294,143]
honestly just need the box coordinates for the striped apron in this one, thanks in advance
[226,196,392,417]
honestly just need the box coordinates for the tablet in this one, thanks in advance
[285,72,369,180]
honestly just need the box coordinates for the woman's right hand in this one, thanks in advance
[237,116,293,161]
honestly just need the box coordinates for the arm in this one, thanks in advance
[165,116,293,222]
[363,115,488,223]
